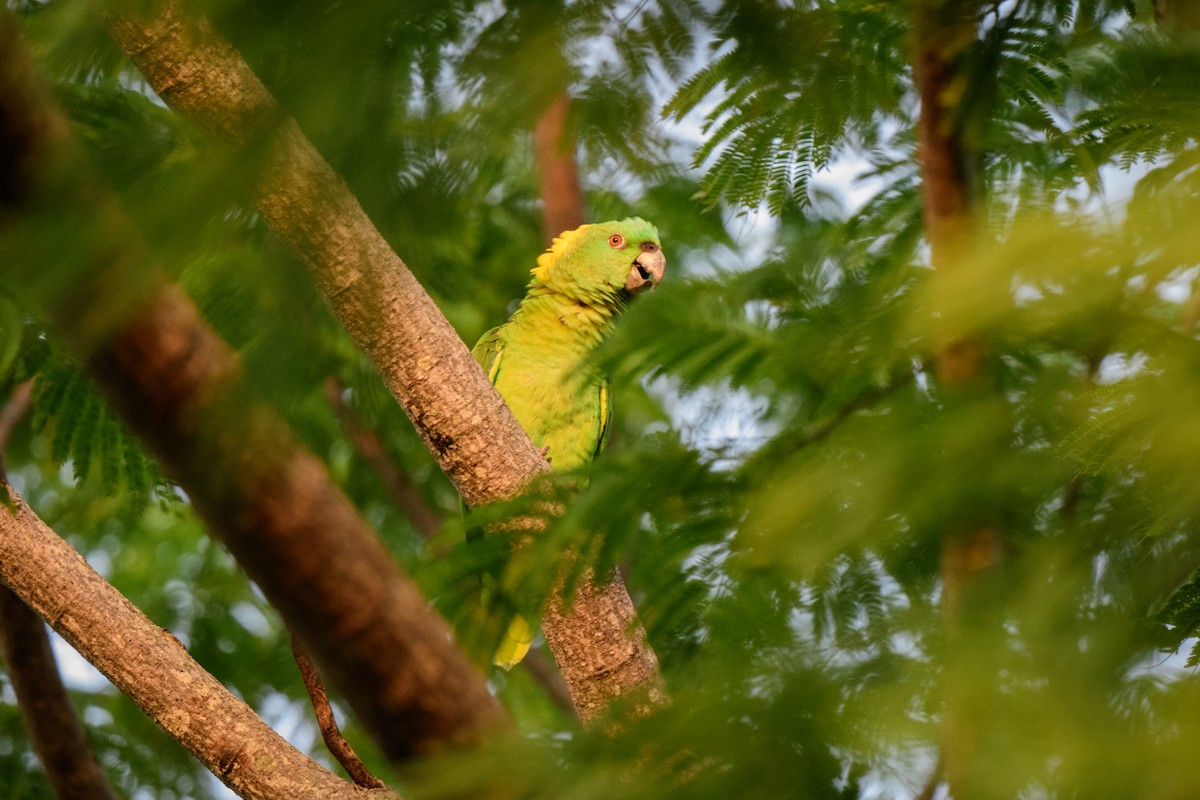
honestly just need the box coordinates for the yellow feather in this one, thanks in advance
[531,224,592,283]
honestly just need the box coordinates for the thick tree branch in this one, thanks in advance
[0,10,503,760]
[101,0,664,723]
[0,483,396,800]
[541,570,666,726]
[530,87,664,718]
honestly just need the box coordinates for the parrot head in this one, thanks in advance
[530,217,666,304]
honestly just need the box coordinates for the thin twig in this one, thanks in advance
[744,371,917,476]
[798,372,916,449]
[324,377,444,541]
[289,628,386,790]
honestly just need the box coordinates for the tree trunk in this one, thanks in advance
[528,86,666,719]
[532,90,585,244]
[912,3,1003,798]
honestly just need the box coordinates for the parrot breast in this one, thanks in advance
[492,341,605,471]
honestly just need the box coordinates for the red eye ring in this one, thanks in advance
[608,233,625,248]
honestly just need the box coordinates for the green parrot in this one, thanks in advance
[472,217,666,668]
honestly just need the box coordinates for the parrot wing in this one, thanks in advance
[471,325,505,384]
[470,324,533,668]
[594,379,612,460]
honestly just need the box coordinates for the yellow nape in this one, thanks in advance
[531,224,591,283]
[493,614,534,670]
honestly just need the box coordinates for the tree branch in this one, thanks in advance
[100,1,546,508]
[101,0,664,724]
[0,482,397,800]
[0,9,504,760]
[289,630,385,790]
[541,570,666,726]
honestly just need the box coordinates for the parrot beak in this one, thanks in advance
[625,242,666,294]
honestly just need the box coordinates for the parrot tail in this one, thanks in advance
[493,614,534,670]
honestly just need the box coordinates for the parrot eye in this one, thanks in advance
[608,234,625,249]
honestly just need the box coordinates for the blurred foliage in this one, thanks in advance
[5,0,1200,798]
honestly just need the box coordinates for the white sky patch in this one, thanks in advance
[649,375,776,465]
[1157,265,1199,304]
[710,209,780,273]
[1096,351,1149,385]
[83,546,113,579]
[230,601,273,637]
[1054,160,1153,223]
[83,704,113,728]
[810,152,884,215]
[259,690,319,753]
[52,635,111,693]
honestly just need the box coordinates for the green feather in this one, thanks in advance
[471,217,663,668]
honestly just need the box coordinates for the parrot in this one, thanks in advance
[471,217,666,669]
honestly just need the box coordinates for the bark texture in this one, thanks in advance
[541,572,666,726]
[0,484,394,800]
[0,11,503,761]
[103,0,663,724]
